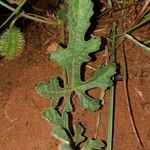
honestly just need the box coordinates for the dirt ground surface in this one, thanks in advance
[0,1,150,150]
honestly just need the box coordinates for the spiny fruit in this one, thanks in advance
[0,27,25,60]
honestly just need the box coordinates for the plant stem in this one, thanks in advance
[0,1,59,26]
[125,34,150,52]
[22,12,59,25]
[107,22,117,150]
[125,13,150,33]
[95,89,105,139]
[107,0,113,8]
[144,39,150,45]
[0,0,27,28]
[9,12,22,28]
[121,42,145,149]
[119,0,144,148]
[0,0,14,10]
[134,0,150,24]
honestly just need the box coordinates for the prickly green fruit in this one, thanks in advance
[0,27,24,60]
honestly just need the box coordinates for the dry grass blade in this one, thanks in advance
[134,0,150,24]
[119,0,144,149]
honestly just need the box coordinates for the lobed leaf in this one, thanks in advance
[73,123,85,146]
[83,138,105,150]
[52,127,71,143]
[42,108,69,130]
[58,143,73,150]
[36,0,116,112]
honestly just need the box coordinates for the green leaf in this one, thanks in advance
[76,63,115,111]
[42,108,69,130]
[83,138,105,150]
[36,0,116,112]
[73,123,85,146]
[0,27,24,59]
[36,78,67,108]
[59,143,73,150]
[57,1,68,21]
[52,127,71,143]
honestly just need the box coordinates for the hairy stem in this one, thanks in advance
[0,1,59,26]
[107,22,117,150]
